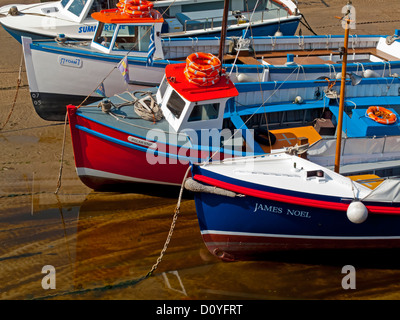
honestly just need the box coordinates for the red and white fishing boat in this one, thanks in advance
[67,49,400,190]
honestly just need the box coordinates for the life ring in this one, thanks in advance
[116,0,153,17]
[254,128,276,146]
[185,65,220,78]
[183,70,221,86]
[366,106,397,125]
[184,52,223,86]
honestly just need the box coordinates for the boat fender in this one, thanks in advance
[346,201,368,224]
[236,73,259,82]
[293,95,303,104]
[184,178,238,198]
[335,72,342,80]
[363,69,380,78]
[8,6,19,16]
[253,128,276,146]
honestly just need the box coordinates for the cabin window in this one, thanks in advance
[181,1,224,12]
[113,25,151,52]
[60,0,69,8]
[89,0,103,14]
[156,6,170,17]
[158,76,168,99]
[246,0,266,11]
[67,0,88,16]
[166,91,186,119]
[188,103,219,122]
[93,22,116,49]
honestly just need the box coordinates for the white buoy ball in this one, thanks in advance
[294,96,303,104]
[274,30,283,37]
[346,201,368,224]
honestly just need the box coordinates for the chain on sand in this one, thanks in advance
[145,165,191,278]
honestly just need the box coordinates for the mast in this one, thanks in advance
[218,0,230,66]
[334,8,351,173]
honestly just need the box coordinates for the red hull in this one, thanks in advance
[67,105,190,189]
[202,232,400,261]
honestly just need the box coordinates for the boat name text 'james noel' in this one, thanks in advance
[253,203,311,219]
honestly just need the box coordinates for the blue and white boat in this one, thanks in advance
[188,150,400,261]
[187,19,400,260]
[0,0,300,42]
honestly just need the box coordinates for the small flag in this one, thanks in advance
[147,26,155,66]
[95,82,106,97]
[118,56,129,83]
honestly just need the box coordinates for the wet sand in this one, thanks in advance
[2,0,400,301]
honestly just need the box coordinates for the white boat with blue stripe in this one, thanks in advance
[1,0,300,42]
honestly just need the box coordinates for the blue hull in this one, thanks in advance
[0,23,51,43]
[192,167,400,260]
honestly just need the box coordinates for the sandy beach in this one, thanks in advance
[2,0,400,301]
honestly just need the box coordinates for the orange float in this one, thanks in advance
[116,0,154,17]
[366,106,397,125]
[184,52,224,86]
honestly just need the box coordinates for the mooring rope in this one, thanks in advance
[54,112,69,194]
[0,50,23,131]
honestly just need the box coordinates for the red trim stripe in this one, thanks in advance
[193,174,400,215]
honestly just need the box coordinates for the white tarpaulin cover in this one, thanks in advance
[362,178,400,203]
[308,136,400,167]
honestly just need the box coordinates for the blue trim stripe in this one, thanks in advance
[75,124,253,162]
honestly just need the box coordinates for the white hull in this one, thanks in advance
[1,0,300,42]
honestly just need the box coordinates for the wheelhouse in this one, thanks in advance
[90,8,164,56]
[157,64,239,132]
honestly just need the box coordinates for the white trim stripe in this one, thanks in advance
[76,167,180,186]
[201,230,400,241]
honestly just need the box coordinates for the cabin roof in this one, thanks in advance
[91,8,164,24]
[165,64,239,102]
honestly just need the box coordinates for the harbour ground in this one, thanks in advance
[1,0,400,301]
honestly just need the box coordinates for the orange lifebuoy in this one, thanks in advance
[184,52,224,86]
[185,65,220,78]
[366,106,397,125]
[116,0,153,17]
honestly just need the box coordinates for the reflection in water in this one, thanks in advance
[2,190,400,300]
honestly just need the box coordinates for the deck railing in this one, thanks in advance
[182,8,287,32]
